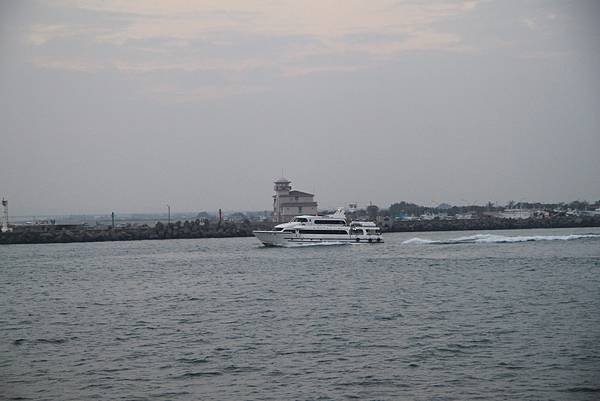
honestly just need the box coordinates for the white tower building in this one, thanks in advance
[272,177,318,222]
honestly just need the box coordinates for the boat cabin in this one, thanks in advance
[291,215,346,225]
[350,221,381,236]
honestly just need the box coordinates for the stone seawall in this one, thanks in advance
[388,215,600,232]
[1,216,599,245]
[0,220,274,245]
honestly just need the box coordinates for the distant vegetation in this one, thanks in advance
[335,200,600,221]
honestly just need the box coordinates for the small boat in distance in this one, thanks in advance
[253,209,383,247]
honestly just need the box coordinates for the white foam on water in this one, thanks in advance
[401,237,438,245]
[402,233,600,245]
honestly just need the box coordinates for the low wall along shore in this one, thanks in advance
[1,216,599,245]
[0,220,272,245]
[387,215,600,232]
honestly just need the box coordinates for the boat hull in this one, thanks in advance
[253,230,383,247]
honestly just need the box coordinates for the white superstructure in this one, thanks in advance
[253,209,383,247]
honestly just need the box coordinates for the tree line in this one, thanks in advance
[335,199,600,220]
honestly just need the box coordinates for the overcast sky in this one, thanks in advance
[1,0,599,215]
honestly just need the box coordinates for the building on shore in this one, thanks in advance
[272,177,318,222]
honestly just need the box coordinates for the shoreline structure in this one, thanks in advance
[1,216,599,245]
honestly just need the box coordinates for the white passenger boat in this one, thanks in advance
[253,209,383,247]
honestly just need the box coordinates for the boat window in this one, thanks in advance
[314,220,346,225]
[366,229,379,235]
[293,217,308,222]
[351,228,364,235]
[299,229,348,235]
[283,229,295,232]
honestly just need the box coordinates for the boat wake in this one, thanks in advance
[402,233,600,245]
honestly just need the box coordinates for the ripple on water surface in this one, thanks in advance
[1,228,600,400]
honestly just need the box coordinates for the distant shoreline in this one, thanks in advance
[387,215,600,233]
[1,216,600,245]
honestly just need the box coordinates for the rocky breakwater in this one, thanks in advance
[0,220,276,245]
[388,215,600,232]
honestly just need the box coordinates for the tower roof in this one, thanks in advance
[274,177,291,183]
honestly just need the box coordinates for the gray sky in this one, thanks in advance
[1,0,599,215]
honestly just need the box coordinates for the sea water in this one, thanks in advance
[1,227,599,400]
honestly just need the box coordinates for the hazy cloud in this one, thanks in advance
[27,1,479,81]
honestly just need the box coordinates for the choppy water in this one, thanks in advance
[1,227,599,400]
